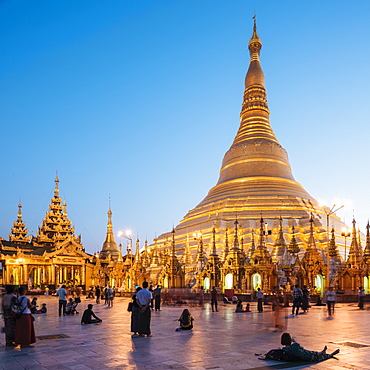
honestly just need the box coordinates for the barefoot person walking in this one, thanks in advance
[14,287,36,349]
[136,282,152,337]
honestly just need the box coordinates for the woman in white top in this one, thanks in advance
[14,287,36,348]
[324,287,336,317]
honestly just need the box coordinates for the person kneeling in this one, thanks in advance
[175,309,193,331]
[81,304,102,325]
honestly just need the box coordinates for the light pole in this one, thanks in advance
[341,228,350,262]
[323,205,344,288]
[118,230,133,291]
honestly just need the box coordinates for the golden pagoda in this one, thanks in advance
[154,19,349,282]
[100,206,122,261]
[0,177,93,289]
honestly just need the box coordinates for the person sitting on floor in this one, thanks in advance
[281,333,339,362]
[175,309,194,331]
[30,297,38,314]
[245,303,251,312]
[34,303,47,314]
[81,304,102,325]
[223,296,231,304]
[66,298,77,315]
[231,295,238,304]
[235,299,244,312]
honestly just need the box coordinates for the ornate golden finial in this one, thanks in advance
[249,13,262,56]
[352,218,357,238]
[54,171,60,196]
[17,202,22,221]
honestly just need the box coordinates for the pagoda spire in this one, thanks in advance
[176,18,315,234]
[288,226,300,255]
[223,228,229,260]
[35,176,75,245]
[183,233,193,265]
[252,215,271,262]
[247,230,256,259]
[100,206,120,261]
[272,215,286,261]
[9,203,31,244]
[54,172,60,197]
[346,218,363,266]
[135,237,141,262]
[211,226,218,256]
[303,215,323,265]
[328,227,342,265]
[363,221,370,264]
[232,218,240,250]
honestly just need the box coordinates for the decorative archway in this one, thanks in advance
[252,273,262,290]
[364,276,369,294]
[315,275,324,296]
[163,276,169,289]
[224,273,233,289]
[203,277,210,291]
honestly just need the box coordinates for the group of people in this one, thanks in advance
[130,281,153,337]
[2,285,36,348]
[87,285,115,306]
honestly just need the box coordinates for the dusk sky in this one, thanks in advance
[1,1,370,255]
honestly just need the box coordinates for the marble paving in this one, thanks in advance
[1,295,370,369]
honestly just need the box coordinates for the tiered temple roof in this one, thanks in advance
[9,203,31,244]
[34,176,76,246]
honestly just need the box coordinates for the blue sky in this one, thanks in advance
[1,1,370,254]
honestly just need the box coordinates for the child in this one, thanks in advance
[66,298,77,315]
[245,303,251,312]
[34,303,47,314]
[81,304,102,324]
[281,333,339,362]
[175,309,193,331]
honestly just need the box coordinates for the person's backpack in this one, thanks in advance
[264,349,289,361]
[263,349,301,362]
[11,297,26,319]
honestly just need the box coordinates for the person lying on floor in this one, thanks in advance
[81,304,102,324]
[281,333,339,362]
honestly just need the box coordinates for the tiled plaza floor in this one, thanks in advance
[1,296,370,369]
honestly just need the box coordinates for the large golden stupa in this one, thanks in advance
[155,20,348,258]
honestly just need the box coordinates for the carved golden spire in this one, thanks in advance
[363,221,370,264]
[135,237,140,261]
[303,215,323,266]
[54,172,60,197]
[288,226,300,255]
[100,205,120,260]
[232,218,240,250]
[9,203,31,244]
[210,226,218,256]
[245,15,264,88]
[35,176,75,245]
[273,215,286,261]
[247,230,256,258]
[346,218,363,266]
